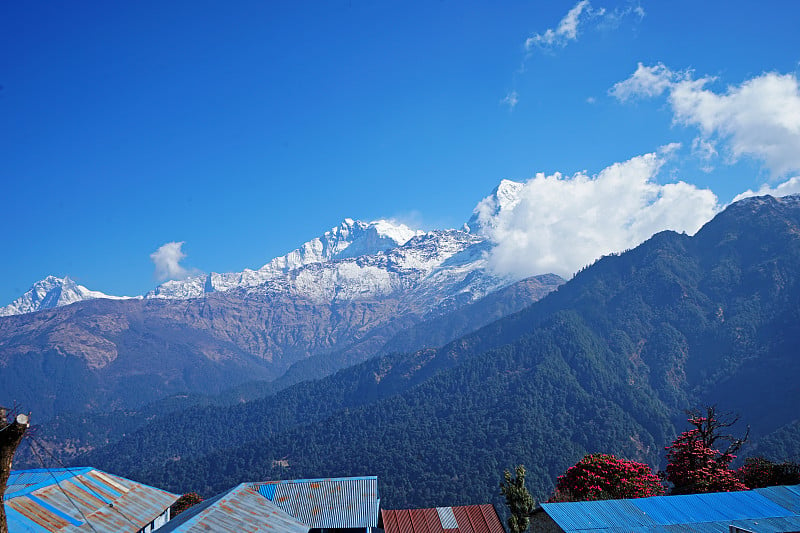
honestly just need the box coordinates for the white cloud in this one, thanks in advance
[501,91,519,109]
[731,176,800,203]
[526,1,592,50]
[525,1,644,51]
[691,136,718,173]
[474,148,719,279]
[612,65,800,178]
[150,241,190,281]
[609,62,675,101]
[509,2,643,108]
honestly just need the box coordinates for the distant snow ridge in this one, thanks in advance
[0,276,129,317]
[145,217,513,310]
[2,184,529,316]
[146,219,426,300]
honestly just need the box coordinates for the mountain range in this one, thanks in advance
[4,187,799,512]
[66,193,800,510]
[0,180,563,421]
[2,180,526,316]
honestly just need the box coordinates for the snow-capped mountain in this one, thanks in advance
[0,181,563,424]
[0,276,130,317]
[2,182,527,317]
[146,223,507,314]
[144,212,517,314]
[146,218,425,299]
[466,179,523,234]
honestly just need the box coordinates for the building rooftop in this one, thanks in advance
[157,483,310,533]
[253,476,381,529]
[3,467,179,532]
[537,484,800,532]
[382,504,504,533]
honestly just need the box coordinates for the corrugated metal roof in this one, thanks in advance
[382,504,504,533]
[3,467,179,532]
[157,483,311,533]
[542,499,655,530]
[254,476,380,528]
[437,507,458,529]
[759,484,800,514]
[633,491,794,524]
[5,468,91,500]
[540,484,800,532]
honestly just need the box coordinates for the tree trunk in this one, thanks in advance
[0,411,29,533]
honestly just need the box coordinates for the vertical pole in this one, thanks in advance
[0,409,29,533]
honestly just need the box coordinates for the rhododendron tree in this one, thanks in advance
[549,453,664,502]
[664,406,749,494]
[170,492,203,517]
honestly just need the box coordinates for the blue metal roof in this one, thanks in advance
[758,484,800,514]
[254,476,380,528]
[3,467,179,532]
[632,491,794,524]
[5,468,92,500]
[157,484,310,533]
[540,484,800,532]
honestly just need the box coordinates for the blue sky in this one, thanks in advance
[2,1,800,303]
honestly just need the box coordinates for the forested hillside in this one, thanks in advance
[79,195,800,509]
[17,274,562,468]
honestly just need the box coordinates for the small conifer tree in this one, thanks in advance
[500,464,534,533]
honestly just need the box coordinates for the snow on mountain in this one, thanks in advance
[144,217,511,313]
[0,276,131,317]
[466,179,524,235]
[146,218,425,300]
[2,184,532,316]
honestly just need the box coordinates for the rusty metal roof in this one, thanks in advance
[254,476,380,528]
[4,467,179,532]
[157,483,310,533]
[381,504,505,533]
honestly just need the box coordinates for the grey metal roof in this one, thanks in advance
[157,484,310,533]
[254,476,380,528]
[436,506,458,529]
[3,467,179,532]
[540,484,800,532]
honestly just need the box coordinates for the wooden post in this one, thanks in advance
[0,408,29,533]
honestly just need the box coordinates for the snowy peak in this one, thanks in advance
[0,275,128,317]
[466,179,524,235]
[143,219,504,308]
[3,180,536,313]
[145,219,427,300]
[260,218,424,273]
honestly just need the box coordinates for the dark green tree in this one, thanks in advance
[500,464,535,533]
[737,457,800,488]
